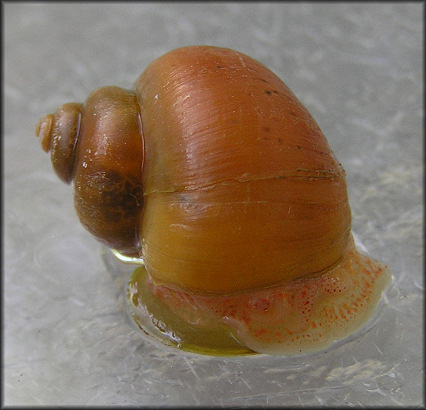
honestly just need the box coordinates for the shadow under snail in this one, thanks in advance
[36,45,392,356]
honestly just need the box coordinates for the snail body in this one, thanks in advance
[37,46,391,355]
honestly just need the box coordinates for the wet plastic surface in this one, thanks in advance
[4,3,423,406]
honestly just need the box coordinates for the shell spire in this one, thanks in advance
[36,102,83,184]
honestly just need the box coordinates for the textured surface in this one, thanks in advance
[4,3,423,406]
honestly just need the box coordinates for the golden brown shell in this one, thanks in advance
[36,46,392,356]
[36,87,144,256]
[134,46,351,293]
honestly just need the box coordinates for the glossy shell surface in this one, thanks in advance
[135,46,352,293]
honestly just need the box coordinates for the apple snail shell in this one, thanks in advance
[36,46,391,355]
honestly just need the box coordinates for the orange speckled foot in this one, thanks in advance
[147,239,392,355]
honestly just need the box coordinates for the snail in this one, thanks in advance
[36,45,391,355]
